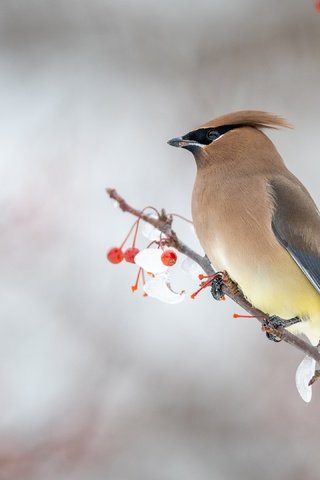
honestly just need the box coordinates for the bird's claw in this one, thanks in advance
[210,273,225,301]
[263,315,301,342]
[265,330,283,343]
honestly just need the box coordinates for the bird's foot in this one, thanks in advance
[210,273,224,300]
[263,315,301,342]
[191,272,225,300]
[210,271,240,301]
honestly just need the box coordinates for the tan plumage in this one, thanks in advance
[168,111,320,345]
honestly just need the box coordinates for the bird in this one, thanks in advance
[168,111,320,345]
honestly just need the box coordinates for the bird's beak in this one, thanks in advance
[167,136,184,147]
[167,136,195,148]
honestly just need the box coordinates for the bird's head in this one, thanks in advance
[168,110,292,168]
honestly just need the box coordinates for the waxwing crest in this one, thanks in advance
[199,110,293,131]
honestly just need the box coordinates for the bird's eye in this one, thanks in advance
[206,129,220,141]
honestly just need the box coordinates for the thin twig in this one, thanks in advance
[106,188,320,366]
[309,369,320,386]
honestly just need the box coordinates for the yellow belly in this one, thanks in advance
[207,241,320,345]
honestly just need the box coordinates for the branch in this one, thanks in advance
[106,188,320,364]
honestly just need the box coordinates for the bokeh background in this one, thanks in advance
[1,1,320,479]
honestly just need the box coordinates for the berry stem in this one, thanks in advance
[132,220,140,248]
[120,220,139,250]
[198,274,216,281]
[131,267,142,292]
[169,213,193,225]
[159,232,165,250]
[141,270,148,297]
[132,206,162,248]
[191,276,219,299]
[143,206,161,216]
[146,240,161,249]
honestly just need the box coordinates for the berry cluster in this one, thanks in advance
[106,213,177,294]
[107,218,142,264]
[105,208,211,302]
[107,245,177,267]
[107,246,140,264]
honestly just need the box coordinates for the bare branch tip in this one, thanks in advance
[308,370,320,386]
[106,187,115,197]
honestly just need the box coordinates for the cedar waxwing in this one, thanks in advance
[168,111,320,345]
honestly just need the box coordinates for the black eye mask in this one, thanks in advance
[183,124,242,145]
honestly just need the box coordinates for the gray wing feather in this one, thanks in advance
[270,176,320,294]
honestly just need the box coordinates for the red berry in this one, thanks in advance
[161,249,177,267]
[315,1,320,12]
[124,247,140,263]
[106,247,124,264]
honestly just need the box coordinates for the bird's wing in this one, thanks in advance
[269,176,320,293]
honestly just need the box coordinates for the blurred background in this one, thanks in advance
[1,1,320,478]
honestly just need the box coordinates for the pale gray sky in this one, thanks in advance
[1,1,320,479]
